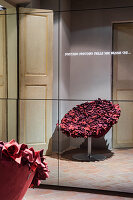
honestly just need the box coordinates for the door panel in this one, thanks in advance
[25,101,46,144]
[19,8,53,154]
[0,11,7,99]
[6,8,17,141]
[113,23,133,148]
[116,91,133,147]
[25,15,47,75]
[0,10,7,141]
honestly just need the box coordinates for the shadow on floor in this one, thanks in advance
[60,147,114,162]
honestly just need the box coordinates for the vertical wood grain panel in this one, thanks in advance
[0,10,7,142]
[6,8,17,142]
[19,8,53,154]
[113,23,133,148]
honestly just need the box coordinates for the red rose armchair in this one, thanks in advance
[59,98,121,161]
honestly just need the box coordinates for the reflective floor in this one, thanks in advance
[24,187,133,200]
[43,148,133,193]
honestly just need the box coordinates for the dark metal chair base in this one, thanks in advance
[72,153,106,162]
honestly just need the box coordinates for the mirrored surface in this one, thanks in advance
[58,100,133,193]
[0,0,133,193]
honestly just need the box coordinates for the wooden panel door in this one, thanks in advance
[6,8,17,141]
[19,8,53,154]
[0,10,7,141]
[113,23,133,148]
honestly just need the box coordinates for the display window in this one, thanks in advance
[0,0,133,194]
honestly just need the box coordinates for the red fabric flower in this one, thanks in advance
[0,140,49,188]
[59,98,121,138]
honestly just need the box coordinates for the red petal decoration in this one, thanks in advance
[0,140,49,188]
[59,98,121,138]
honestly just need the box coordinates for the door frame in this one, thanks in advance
[112,21,133,148]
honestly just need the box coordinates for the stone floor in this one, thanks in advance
[24,148,133,199]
